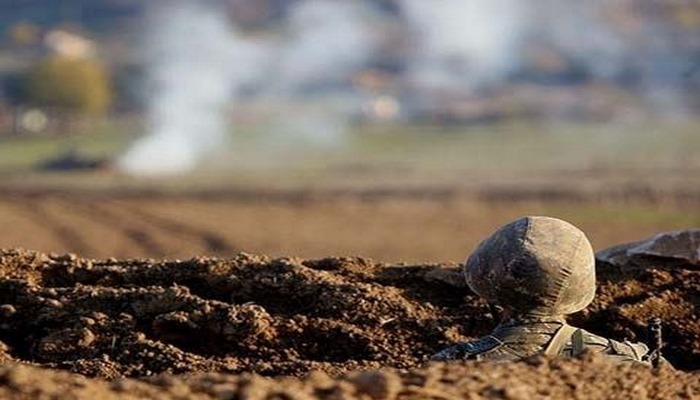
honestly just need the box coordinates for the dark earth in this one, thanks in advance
[0,247,697,399]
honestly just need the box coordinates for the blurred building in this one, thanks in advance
[43,29,95,59]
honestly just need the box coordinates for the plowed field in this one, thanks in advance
[1,190,699,263]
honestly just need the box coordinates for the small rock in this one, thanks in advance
[597,229,700,267]
[0,304,16,317]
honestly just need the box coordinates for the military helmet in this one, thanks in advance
[464,216,596,316]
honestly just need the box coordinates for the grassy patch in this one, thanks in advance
[1,118,699,192]
[0,119,138,171]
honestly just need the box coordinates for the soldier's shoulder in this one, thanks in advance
[431,335,503,361]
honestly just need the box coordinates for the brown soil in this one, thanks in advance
[0,354,696,400]
[0,248,698,399]
[1,190,699,263]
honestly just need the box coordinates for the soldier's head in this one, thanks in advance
[463,216,596,318]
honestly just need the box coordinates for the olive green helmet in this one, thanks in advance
[464,216,596,316]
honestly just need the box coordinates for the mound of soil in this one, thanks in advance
[0,248,697,398]
[0,353,696,400]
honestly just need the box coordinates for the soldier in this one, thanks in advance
[432,216,657,364]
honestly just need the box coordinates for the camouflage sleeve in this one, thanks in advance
[430,343,475,361]
[430,336,503,361]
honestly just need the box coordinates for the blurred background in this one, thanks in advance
[0,0,699,263]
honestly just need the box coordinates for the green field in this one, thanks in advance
[1,118,699,195]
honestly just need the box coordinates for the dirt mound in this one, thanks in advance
[0,353,696,400]
[0,248,697,398]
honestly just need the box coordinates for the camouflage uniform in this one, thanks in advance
[432,216,651,363]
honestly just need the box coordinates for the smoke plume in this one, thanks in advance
[258,0,375,145]
[119,0,375,175]
[118,0,253,176]
[400,0,526,90]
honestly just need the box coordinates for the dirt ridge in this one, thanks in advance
[0,248,697,398]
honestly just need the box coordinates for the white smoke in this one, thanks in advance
[400,0,526,90]
[261,0,375,145]
[118,0,262,176]
[119,0,375,175]
[277,1,373,91]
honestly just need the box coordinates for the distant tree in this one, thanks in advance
[24,55,112,116]
[7,21,41,46]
